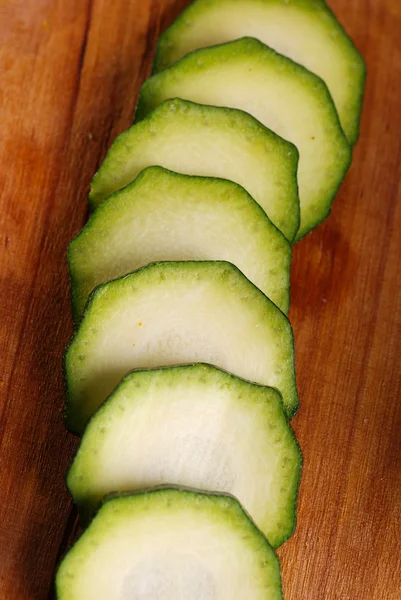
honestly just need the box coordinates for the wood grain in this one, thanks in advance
[0,0,400,598]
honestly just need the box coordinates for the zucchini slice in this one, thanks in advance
[67,364,301,547]
[89,98,300,243]
[65,261,298,435]
[69,166,291,320]
[56,489,283,600]
[153,0,366,145]
[137,38,352,241]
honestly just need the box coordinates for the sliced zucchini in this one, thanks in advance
[56,489,283,600]
[69,166,291,320]
[67,364,301,547]
[65,261,298,435]
[137,37,352,240]
[89,98,300,242]
[153,0,366,145]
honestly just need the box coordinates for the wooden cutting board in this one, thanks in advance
[0,0,400,598]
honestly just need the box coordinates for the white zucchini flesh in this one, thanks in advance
[65,261,298,435]
[153,0,366,145]
[69,166,291,320]
[137,38,352,241]
[89,98,300,243]
[56,489,283,600]
[67,364,301,548]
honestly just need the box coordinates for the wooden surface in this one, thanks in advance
[0,0,400,598]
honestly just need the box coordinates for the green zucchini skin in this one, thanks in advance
[67,363,302,548]
[153,0,366,145]
[137,37,352,241]
[56,488,284,600]
[64,261,298,435]
[69,166,292,321]
[89,98,300,243]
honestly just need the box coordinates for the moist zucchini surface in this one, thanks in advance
[70,166,291,320]
[89,98,300,242]
[67,364,301,547]
[56,488,283,600]
[65,261,298,434]
[138,38,352,240]
[153,0,366,145]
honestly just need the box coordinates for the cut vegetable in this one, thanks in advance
[153,0,366,145]
[65,261,298,435]
[89,98,300,242]
[67,364,301,547]
[56,488,283,600]
[137,37,352,240]
[70,166,291,320]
